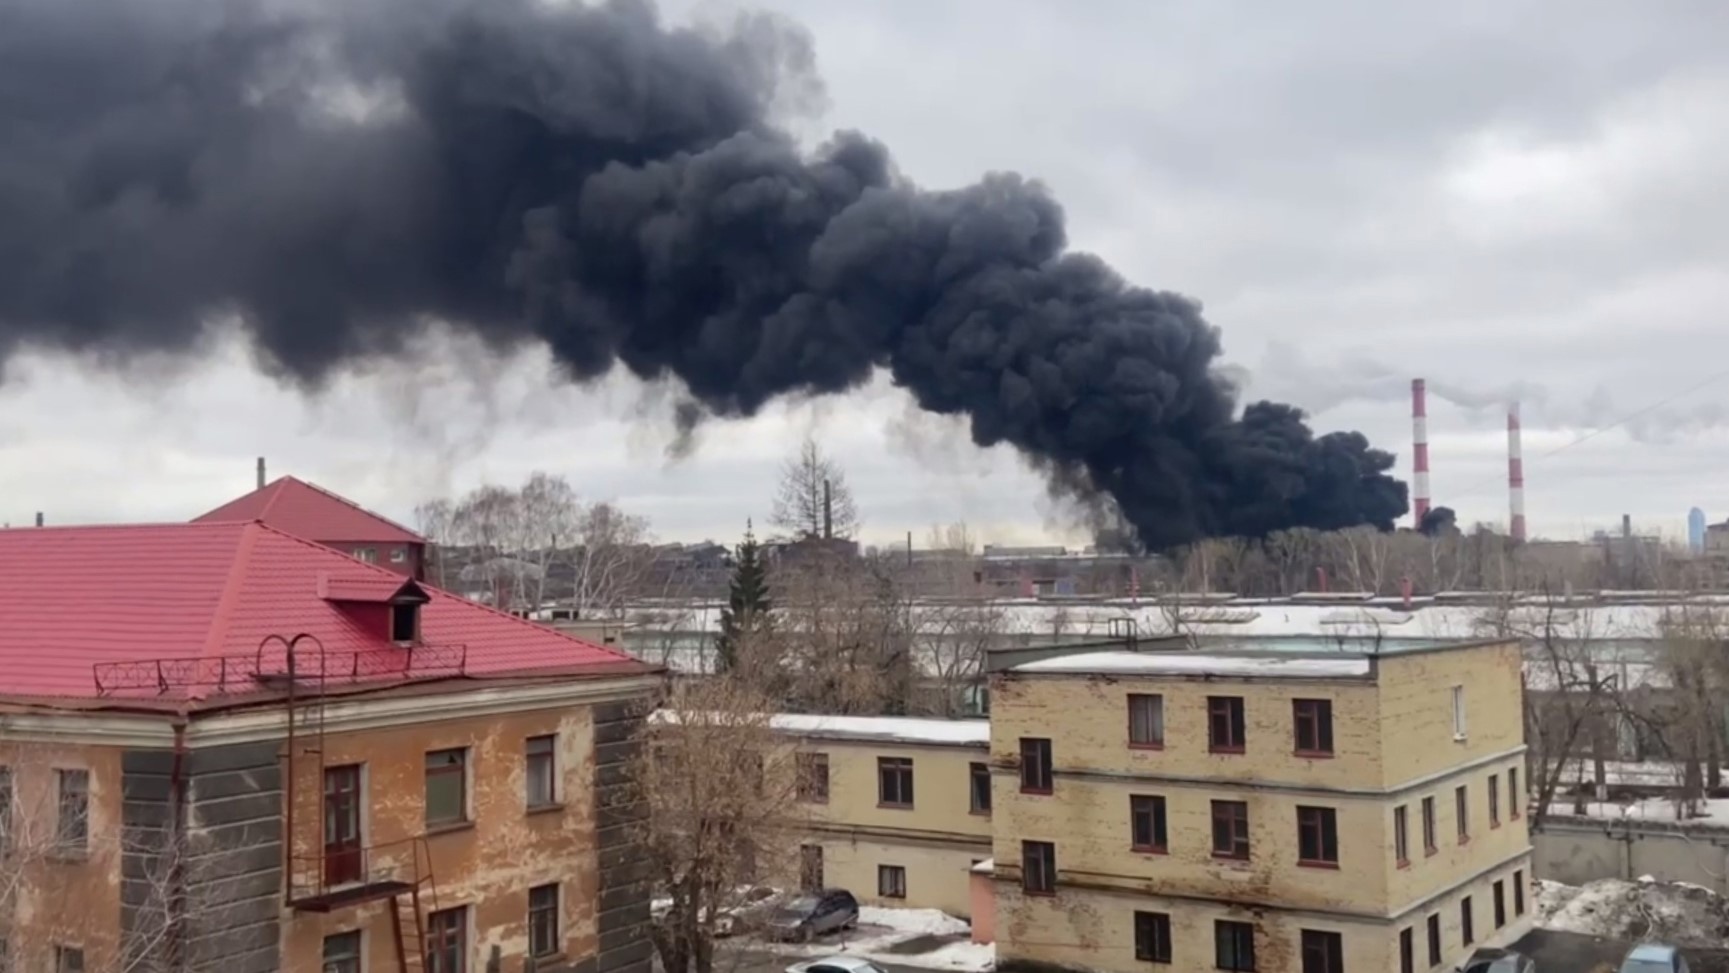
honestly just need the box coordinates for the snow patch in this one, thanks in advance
[1544,797,1729,827]
[1012,650,1371,678]
[857,907,970,937]
[1536,877,1729,947]
[651,711,990,746]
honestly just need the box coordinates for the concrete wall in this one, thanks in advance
[1533,817,1729,894]
[805,740,992,841]
[801,836,980,918]
[0,740,127,973]
[988,666,1385,791]
[1383,762,1532,910]
[1377,642,1525,789]
[278,702,610,973]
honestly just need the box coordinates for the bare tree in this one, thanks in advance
[0,746,210,973]
[413,498,456,588]
[568,501,654,619]
[913,536,1003,716]
[771,553,916,715]
[770,438,860,541]
[639,678,812,973]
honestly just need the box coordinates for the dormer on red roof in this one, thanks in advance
[194,475,428,578]
[0,521,651,705]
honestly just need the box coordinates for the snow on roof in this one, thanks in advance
[652,710,990,747]
[1011,651,1373,679]
[970,859,995,874]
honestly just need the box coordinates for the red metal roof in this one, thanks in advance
[192,476,426,545]
[0,521,648,701]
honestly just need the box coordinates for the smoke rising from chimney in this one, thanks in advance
[0,0,1407,549]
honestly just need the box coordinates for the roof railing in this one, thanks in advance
[91,644,467,697]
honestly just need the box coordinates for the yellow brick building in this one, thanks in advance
[986,640,1531,973]
[767,714,994,918]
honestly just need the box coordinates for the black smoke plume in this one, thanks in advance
[0,0,1407,549]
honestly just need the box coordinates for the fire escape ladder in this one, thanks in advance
[390,838,438,973]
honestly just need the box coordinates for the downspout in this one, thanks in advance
[168,716,190,972]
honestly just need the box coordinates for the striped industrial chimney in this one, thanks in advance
[1412,379,1431,527]
[1507,401,1527,542]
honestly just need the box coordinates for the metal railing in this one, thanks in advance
[91,644,468,696]
[286,835,436,907]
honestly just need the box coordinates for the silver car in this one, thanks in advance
[1619,943,1691,973]
[1460,948,1535,973]
[786,957,890,973]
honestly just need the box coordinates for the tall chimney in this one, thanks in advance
[1622,514,1632,539]
[1507,401,1526,543]
[256,456,266,490]
[34,512,43,528]
[1411,379,1431,528]
[822,478,833,540]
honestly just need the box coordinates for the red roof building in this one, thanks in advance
[192,475,428,578]
[0,520,645,702]
[0,520,659,973]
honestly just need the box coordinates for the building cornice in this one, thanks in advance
[1006,744,1529,800]
[804,821,992,849]
[0,675,662,749]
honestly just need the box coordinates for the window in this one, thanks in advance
[1208,696,1246,752]
[390,547,408,563]
[1211,800,1250,859]
[1421,796,1437,855]
[1493,879,1507,928]
[1019,738,1053,794]
[1292,699,1334,755]
[1133,911,1172,964]
[425,749,468,826]
[878,757,914,807]
[1296,806,1338,866]
[56,769,88,851]
[1514,870,1526,915]
[800,845,823,891]
[427,906,467,973]
[1128,694,1165,747]
[878,865,907,899]
[1425,914,1441,966]
[1451,685,1467,738]
[55,947,83,973]
[526,735,557,808]
[1460,896,1474,945]
[1398,927,1414,973]
[391,602,419,642]
[798,753,830,803]
[1489,773,1501,827]
[324,765,364,885]
[969,762,991,814]
[1455,785,1469,842]
[1299,930,1342,973]
[1214,920,1256,972]
[529,884,559,957]
[323,931,362,973]
[1131,796,1168,853]
[355,547,378,563]
[1393,805,1410,865]
[1021,840,1056,895]
[1509,767,1521,818]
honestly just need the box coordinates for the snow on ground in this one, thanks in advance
[856,907,971,937]
[766,907,992,972]
[1536,877,1729,948]
[1545,797,1729,826]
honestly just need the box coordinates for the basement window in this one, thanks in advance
[391,602,420,644]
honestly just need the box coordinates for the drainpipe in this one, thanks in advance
[168,717,190,971]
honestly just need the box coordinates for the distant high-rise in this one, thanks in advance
[1689,507,1708,553]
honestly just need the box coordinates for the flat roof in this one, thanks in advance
[1010,650,1373,679]
[652,710,990,746]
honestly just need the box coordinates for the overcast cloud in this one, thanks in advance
[2,0,1726,545]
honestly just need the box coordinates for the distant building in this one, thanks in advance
[193,475,427,579]
[985,639,1531,973]
[1688,508,1708,553]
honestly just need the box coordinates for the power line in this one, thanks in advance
[1440,366,1729,506]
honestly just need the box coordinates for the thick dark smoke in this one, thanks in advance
[0,0,1407,549]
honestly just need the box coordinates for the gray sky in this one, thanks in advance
[3,0,1726,546]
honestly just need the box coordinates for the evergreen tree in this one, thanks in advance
[716,522,772,674]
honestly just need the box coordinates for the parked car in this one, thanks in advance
[785,957,889,973]
[1460,947,1536,973]
[1618,943,1691,973]
[764,889,861,942]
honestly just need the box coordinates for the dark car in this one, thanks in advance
[1461,947,1536,973]
[764,889,860,942]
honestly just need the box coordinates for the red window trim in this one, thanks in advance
[1132,842,1169,855]
[1128,742,1166,752]
[1297,859,1341,870]
[1292,749,1335,759]
[1396,857,1411,869]
[1208,744,1247,755]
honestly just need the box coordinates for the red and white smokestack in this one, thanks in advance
[1507,400,1527,543]
[1412,379,1431,527]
